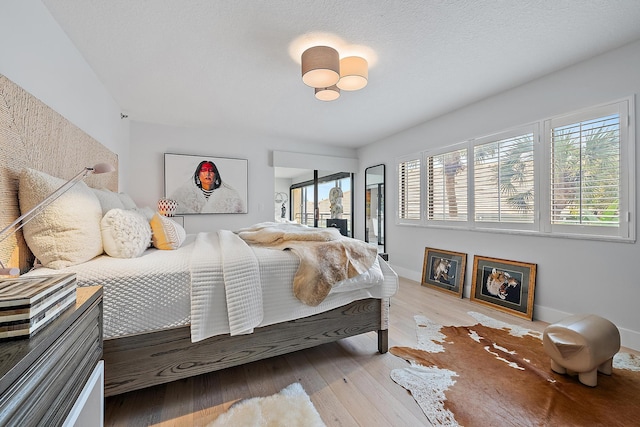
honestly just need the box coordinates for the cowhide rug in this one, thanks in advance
[390,312,640,426]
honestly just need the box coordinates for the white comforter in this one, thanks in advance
[25,230,397,342]
[190,229,390,342]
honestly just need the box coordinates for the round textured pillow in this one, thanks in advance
[101,208,151,258]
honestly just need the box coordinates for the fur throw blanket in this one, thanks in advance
[237,222,377,306]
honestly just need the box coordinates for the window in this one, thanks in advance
[397,156,421,221]
[427,147,468,222]
[395,98,634,241]
[474,129,535,226]
[546,101,631,239]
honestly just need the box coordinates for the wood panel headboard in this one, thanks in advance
[0,74,119,273]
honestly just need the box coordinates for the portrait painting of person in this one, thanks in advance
[169,159,246,214]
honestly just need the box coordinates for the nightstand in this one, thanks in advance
[0,285,103,426]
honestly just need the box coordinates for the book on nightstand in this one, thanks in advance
[0,273,77,340]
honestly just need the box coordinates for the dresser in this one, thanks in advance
[0,286,103,426]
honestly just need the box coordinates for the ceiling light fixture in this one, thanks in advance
[301,46,340,88]
[315,85,340,102]
[300,45,369,101]
[337,56,368,91]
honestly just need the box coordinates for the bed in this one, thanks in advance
[0,74,398,397]
[26,228,397,396]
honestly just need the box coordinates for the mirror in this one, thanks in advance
[365,164,385,254]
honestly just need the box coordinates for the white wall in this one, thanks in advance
[128,121,357,233]
[3,0,638,349]
[0,0,129,188]
[357,39,640,350]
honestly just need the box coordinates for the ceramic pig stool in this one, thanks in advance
[543,314,620,387]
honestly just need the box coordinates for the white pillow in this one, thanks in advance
[150,213,187,250]
[18,168,103,269]
[134,206,156,221]
[92,188,126,215]
[101,209,151,258]
[118,192,138,209]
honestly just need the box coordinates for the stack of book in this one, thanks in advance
[0,273,77,340]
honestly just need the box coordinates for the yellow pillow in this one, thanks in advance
[150,213,186,250]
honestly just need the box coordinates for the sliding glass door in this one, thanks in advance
[289,171,353,236]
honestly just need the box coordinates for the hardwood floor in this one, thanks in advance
[104,277,638,426]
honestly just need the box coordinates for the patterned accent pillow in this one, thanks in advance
[150,213,187,250]
[101,209,151,258]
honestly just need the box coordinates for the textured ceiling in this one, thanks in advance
[43,0,640,148]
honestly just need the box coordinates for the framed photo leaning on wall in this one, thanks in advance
[164,153,248,214]
[421,247,466,298]
[471,255,537,320]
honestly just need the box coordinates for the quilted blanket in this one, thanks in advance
[190,230,263,341]
[237,222,378,306]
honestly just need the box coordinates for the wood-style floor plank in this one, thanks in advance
[104,276,639,426]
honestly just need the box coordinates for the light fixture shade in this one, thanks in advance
[301,46,340,88]
[92,162,115,174]
[337,56,368,91]
[314,85,340,101]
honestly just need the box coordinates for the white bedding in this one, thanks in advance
[24,231,398,341]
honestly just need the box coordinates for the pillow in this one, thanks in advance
[118,192,138,209]
[92,188,126,215]
[134,206,156,221]
[150,213,187,250]
[18,168,103,269]
[101,209,151,258]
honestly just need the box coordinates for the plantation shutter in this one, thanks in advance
[550,113,620,227]
[474,133,535,223]
[398,158,421,220]
[427,148,467,221]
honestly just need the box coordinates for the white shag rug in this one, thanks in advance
[208,383,326,427]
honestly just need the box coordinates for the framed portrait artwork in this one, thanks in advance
[421,247,466,298]
[164,153,248,214]
[471,255,537,320]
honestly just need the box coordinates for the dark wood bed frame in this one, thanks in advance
[103,297,389,396]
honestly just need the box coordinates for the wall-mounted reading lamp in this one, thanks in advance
[0,163,115,276]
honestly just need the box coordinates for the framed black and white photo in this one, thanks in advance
[164,153,248,214]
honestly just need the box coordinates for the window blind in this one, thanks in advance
[398,158,421,220]
[427,148,467,221]
[474,133,534,223]
[550,114,620,227]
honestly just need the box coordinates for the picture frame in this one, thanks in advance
[421,247,466,298]
[471,255,537,320]
[164,153,248,214]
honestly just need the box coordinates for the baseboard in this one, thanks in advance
[393,267,640,351]
[618,328,640,352]
[391,265,421,283]
[534,305,640,352]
